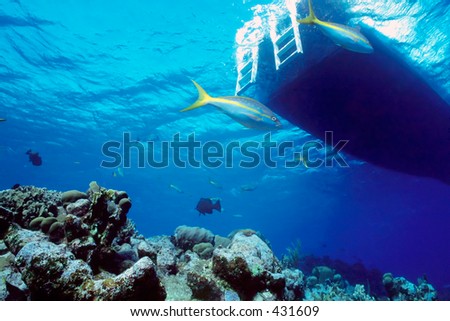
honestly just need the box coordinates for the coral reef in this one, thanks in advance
[212,231,283,300]
[0,186,60,230]
[304,279,374,301]
[0,183,165,300]
[296,254,385,298]
[382,273,437,301]
[174,225,214,251]
[0,183,440,301]
[281,239,302,268]
[193,242,214,259]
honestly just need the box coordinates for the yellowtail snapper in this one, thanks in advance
[181,80,282,130]
[297,0,373,54]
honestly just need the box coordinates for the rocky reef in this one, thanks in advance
[0,183,164,300]
[0,183,438,301]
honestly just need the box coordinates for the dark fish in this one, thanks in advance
[196,197,221,215]
[11,183,20,189]
[0,118,5,122]
[26,149,42,166]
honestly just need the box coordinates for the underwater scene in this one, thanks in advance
[0,0,449,301]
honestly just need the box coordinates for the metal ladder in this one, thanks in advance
[270,4,303,70]
[234,0,303,95]
[235,47,258,95]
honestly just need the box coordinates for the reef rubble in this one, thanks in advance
[0,183,438,301]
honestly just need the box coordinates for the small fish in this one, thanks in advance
[293,154,310,168]
[169,184,184,193]
[196,197,221,215]
[113,167,124,177]
[26,149,42,166]
[181,80,282,130]
[11,183,20,189]
[208,178,223,189]
[240,183,258,192]
[297,0,373,54]
[0,118,6,122]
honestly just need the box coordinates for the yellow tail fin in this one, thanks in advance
[297,0,317,24]
[180,80,212,112]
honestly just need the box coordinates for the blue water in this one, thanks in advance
[1,0,449,294]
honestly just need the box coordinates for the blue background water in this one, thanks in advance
[1,0,449,293]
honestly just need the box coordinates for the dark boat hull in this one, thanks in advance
[268,39,450,184]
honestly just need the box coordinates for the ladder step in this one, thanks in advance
[278,50,298,67]
[277,37,296,59]
[277,39,297,65]
[239,60,253,76]
[237,81,253,94]
[238,71,252,87]
[275,27,294,49]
